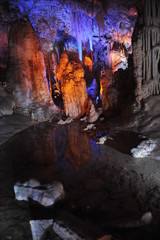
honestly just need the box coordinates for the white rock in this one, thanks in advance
[30,219,53,240]
[131,140,156,158]
[53,222,82,240]
[96,136,107,144]
[83,124,95,131]
[23,179,40,188]
[14,181,65,207]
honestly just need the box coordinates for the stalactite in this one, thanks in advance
[71,4,104,61]
[96,8,104,37]
[71,11,93,61]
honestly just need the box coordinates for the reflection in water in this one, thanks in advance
[55,124,72,171]
[55,123,91,171]
[4,122,93,184]
[65,123,90,171]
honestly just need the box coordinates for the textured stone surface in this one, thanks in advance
[133,0,160,104]
[6,20,59,121]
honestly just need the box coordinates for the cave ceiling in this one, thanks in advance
[9,0,137,59]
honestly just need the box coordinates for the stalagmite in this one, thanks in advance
[56,53,87,117]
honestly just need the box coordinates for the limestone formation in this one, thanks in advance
[56,53,87,117]
[133,0,160,104]
[6,20,59,121]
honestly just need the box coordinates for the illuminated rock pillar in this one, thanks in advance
[56,53,87,117]
[6,20,59,121]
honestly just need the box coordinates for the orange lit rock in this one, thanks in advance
[56,53,87,117]
[6,21,59,121]
[84,56,93,72]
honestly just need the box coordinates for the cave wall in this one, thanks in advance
[133,0,160,104]
[6,20,59,121]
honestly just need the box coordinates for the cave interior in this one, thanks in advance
[1,0,160,239]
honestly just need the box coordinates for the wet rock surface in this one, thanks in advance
[1,121,160,239]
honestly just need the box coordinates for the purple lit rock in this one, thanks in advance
[9,0,137,71]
